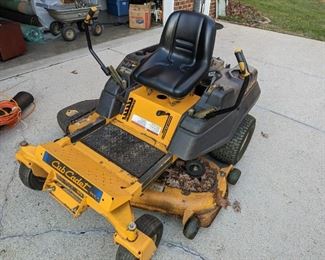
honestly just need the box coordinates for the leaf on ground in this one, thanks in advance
[261,131,269,138]
[232,200,241,213]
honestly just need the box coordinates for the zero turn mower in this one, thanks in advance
[16,8,260,260]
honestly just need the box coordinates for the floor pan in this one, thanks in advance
[82,124,165,178]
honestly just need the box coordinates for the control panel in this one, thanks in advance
[117,44,159,85]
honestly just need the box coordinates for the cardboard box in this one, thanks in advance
[129,4,151,30]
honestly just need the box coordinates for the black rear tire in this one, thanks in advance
[183,215,200,240]
[19,164,45,191]
[116,214,163,260]
[210,114,256,165]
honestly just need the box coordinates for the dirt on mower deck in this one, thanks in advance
[159,159,216,193]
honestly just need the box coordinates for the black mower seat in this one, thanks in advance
[132,11,216,99]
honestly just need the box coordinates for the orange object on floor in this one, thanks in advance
[0,99,21,126]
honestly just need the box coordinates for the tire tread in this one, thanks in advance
[211,114,256,164]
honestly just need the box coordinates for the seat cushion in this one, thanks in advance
[135,61,207,98]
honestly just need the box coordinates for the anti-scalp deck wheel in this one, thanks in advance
[183,215,200,240]
[185,160,205,178]
[227,168,241,185]
[116,214,163,260]
[19,164,45,191]
[211,114,256,165]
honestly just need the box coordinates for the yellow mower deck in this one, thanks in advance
[132,161,232,227]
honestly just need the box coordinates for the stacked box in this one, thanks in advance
[129,4,151,29]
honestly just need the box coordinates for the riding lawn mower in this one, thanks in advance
[16,7,260,259]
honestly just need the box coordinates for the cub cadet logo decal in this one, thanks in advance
[43,152,103,202]
[51,161,91,190]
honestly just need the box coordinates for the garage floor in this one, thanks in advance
[0,22,324,259]
[0,12,158,73]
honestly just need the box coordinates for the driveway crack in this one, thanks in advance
[0,166,17,234]
[163,241,207,260]
[256,105,325,134]
[0,228,114,241]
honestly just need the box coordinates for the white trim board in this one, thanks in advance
[163,0,174,24]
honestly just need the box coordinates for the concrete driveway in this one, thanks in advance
[0,22,324,259]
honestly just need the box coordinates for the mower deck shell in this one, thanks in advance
[131,162,232,228]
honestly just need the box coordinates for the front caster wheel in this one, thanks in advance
[19,164,45,190]
[183,215,200,240]
[227,168,241,185]
[116,214,163,260]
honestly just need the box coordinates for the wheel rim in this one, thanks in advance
[95,25,101,34]
[66,29,74,40]
[190,165,199,173]
[186,160,205,178]
[51,22,61,35]
[93,24,102,35]
[53,25,60,34]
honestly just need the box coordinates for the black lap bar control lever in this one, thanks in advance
[193,49,251,119]
[84,7,111,76]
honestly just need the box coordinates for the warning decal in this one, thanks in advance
[131,114,161,135]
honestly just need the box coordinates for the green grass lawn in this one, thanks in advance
[222,0,325,41]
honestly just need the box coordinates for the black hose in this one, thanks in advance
[13,91,34,112]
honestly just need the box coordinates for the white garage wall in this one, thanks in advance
[163,0,174,24]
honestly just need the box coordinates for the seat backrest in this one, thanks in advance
[160,11,216,68]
